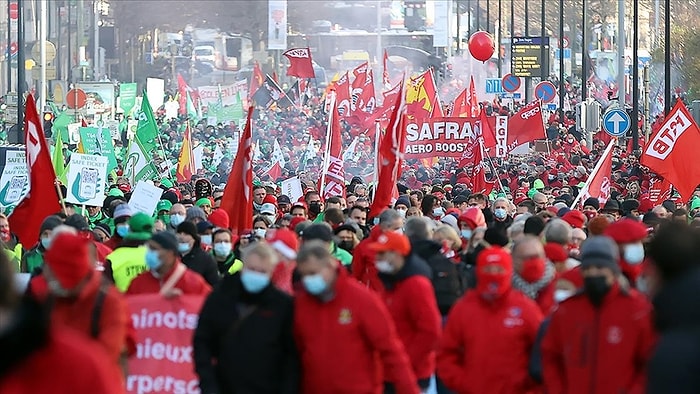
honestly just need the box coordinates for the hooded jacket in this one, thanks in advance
[379,253,441,389]
[648,268,700,393]
[541,284,655,394]
[351,225,385,292]
[181,244,220,286]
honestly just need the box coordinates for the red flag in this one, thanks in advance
[177,74,193,115]
[383,49,390,87]
[468,140,493,195]
[467,76,480,117]
[641,100,700,201]
[261,139,285,181]
[648,176,673,204]
[220,107,254,234]
[350,62,369,116]
[405,69,441,120]
[370,81,406,218]
[579,140,615,206]
[81,118,88,127]
[9,94,61,247]
[175,124,195,183]
[479,109,497,149]
[334,72,352,116]
[505,100,546,149]
[320,94,346,200]
[452,89,467,117]
[283,47,316,79]
[249,61,265,99]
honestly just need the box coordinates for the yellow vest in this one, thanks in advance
[227,258,244,275]
[108,246,148,292]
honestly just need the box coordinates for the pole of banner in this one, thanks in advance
[318,91,335,195]
[54,179,67,213]
[569,139,616,208]
[482,147,507,195]
[372,119,381,199]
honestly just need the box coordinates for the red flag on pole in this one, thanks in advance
[175,124,195,183]
[640,100,700,202]
[249,61,265,99]
[283,47,316,79]
[9,94,62,248]
[220,107,254,234]
[575,140,615,207]
[177,74,192,115]
[451,89,467,117]
[319,93,346,200]
[467,76,480,117]
[370,81,406,218]
[504,100,547,148]
[383,49,390,87]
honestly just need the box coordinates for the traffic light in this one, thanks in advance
[43,112,54,137]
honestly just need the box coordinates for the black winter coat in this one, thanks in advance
[181,245,220,286]
[648,267,700,393]
[193,273,299,394]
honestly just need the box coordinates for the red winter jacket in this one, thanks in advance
[352,226,385,292]
[294,268,419,394]
[379,256,442,384]
[126,263,212,296]
[437,289,544,394]
[541,284,656,394]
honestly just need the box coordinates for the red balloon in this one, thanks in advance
[468,31,495,62]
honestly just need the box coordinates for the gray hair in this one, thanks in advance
[378,209,402,227]
[543,218,572,245]
[508,221,526,241]
[241,242,279,266]
[404,217,435,241]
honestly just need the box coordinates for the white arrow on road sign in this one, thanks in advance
[602,108,631,137]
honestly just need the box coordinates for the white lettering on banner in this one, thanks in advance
[197,81,247,106]
[645,109,692,160]
[495,116,508,158]
[285,48,310,58]
[136,337,192,363]
[125,375,199,394]
[405,121,478,142]
[131,309,199,330]
[520,106,541,120]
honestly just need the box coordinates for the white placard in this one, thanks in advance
[146,78,165,111]
[0,149,29,208]
[280,176,303,202]
[67,122,81,144]
[128,180,164,216]
[65,153,109,207]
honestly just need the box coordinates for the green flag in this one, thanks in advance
[135,92,159,151]
[52,130,67,184]
[186,91,199,123]
[52,111,74,142]
[119,83,138,115]
[212,91,244,123]
[123,137,159,184]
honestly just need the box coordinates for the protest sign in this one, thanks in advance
[120,83,138,115]
[66,153,109,206]
[280,176,303,202]
[197,80,247,107]
[77,82,115,119]
[79,126,118,172]
[128,181,163,216]
[0,147,29,209]
[404,117,481,159]
[146,78,165,111]
[125,294,205,394]
[67,122,81,144]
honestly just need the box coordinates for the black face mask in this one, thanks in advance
[308,202,322,215]
[583,276,611,307]
[338,240,354,252]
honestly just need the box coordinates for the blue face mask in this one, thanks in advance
[145,248,162,271]
[240,270,270,293]
[461,229,473,239]
[201,234,212,246]
[624,243,645,264]
[41,237,51,250]
[302,274,328,295]
[494,208,508,219]
[178,243,192,254]
[116,225,129,238]
[170,214,185,227]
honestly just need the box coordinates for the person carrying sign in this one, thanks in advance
[194,242,299,393]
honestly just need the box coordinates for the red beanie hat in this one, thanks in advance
[604,218,648,244]
[638,197,654,214]
[289,216,307,233]
[267,228,299,260]
[44,233,92,289]
[562,210,586,229]
[544,242,568,263]
[208,209,230,229]
[476,246,513,276]
[263,194,277,204]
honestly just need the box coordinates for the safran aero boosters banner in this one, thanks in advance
[404,117,481,159]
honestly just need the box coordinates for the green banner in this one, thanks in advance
[119,83,138,115]
[134,93,159,151]
[78,126,118,173]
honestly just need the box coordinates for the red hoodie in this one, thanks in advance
[351,225,385,292]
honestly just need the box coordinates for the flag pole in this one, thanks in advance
[54,180,67,213]
[372,119,381,201]
[570,139,616,209]
[319,91,336,195]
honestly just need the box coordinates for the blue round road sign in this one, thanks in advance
[501,73,521,93]
[534,81,557,103]
[602,108,631,137]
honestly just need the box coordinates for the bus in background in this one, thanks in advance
[214,35,254,71]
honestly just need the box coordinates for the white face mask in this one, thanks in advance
[254,228,267,238]
[375,260,394,274]
[623,243,645,264]
[554,289,573,303]
[396,209,407,218]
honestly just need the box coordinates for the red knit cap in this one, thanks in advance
[208,209,230,229]
[476,246,513,276]
[587,215,612,235]
[562,210,586,229]
[604,218,648,244]
[44,233,92,289]
[267,228,299,260]
[544,242,568,263]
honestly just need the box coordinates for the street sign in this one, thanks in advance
[9,2,18,30]
[511,36,550,77]
[562,36,570,48]
[602,108,631,137]
[534,81,557,103]
[546,103,558,111]
[501,73,521,93]
[485,78,504,94]
[31,41,56,62]
[66,88,87,109]
[554,49,572,59]
[8,42,17,56]
[31,65,57,80]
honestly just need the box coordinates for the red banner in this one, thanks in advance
[125,294,206,394]
[405,117,481,158]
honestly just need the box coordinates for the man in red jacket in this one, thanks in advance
[371,231,442,393]
[437,246,543,393]
[294,241,419,394]
[541,236,655,394]
[352,209,404,291]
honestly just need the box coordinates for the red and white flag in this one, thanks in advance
[249,61,265,99]
[485,100,545,151]
[283,47,315,79]
[467,76,480,117]
[9,94,62,247]
[319,93,346,200]
[647,176,673,204]
[262,139,285,181]
[641,100,700,201]
[333,72,352,117]
[220,107,254,234]
[175,124,195,183]
[578,140,615,207]
[370,80,406,217]
[177,74,197,115]
[382,49,390,87]
[452,89,468,117]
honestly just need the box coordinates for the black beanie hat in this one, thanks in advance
[176,221,200,243]
[150,231,178,253]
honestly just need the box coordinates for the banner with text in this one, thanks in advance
[66,153,109,207]
[125,294,206,394]
[197,81,248,107]
[405,117,481,159]
[0,147,29,209]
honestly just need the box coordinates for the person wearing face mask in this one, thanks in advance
[176,222,220,286]
[127,231,211,296]
[541,236,655,394]
[193,242,299,394]
[352,209,405,292]
[211,229,243,276]
[370,230,441,394]
[603,218,648,288]
[294,241,420,394]
[511,236,557,315]
[20,215,63,274]
[437,246,544,394]
[168,203,187,232]
[105,204,133,250]
[252,215,272,240]
[490,197,514,233]
[333,223,361,254]
[196,221,215,252]
[394,195,411,219]
[104,213,153,292]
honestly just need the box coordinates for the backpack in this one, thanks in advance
[425,253,463,315]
